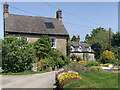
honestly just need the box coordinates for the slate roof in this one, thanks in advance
[5,14,69,36]
[69,41,95,53]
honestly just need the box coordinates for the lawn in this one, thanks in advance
[78,71,118,88]
[2,70,47,75]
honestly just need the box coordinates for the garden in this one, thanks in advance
[55,60,118,88]
[55,48,119,88]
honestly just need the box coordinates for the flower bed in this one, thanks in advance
[102,63,114,67]
[55,70,82,88]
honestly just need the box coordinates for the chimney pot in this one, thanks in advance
[76,35,80,43]
[4,2,9,13]
[4,2,9,18]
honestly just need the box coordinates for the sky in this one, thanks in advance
[0,2,118,41]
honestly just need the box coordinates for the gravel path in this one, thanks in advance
[2,71,57,88]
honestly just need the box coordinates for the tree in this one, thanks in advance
[33,35,52,67]
[85,34,90,41]
[111,32,120,46]
[2,35,35,73]
[71,35,76,42]
[34,35,52,58]
[101,50,115,64]
[90,27,106,37]
[110,32,120,60]
[85,27,110,56]
[66,42,71,56]
[91,43,102,59]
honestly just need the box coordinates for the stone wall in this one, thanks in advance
[70,53,95,61]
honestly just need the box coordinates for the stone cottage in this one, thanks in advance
[3,2,69,56]
[69,35,95,61]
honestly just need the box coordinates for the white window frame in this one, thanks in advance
[26,37,28,42]
[89,47,91,52]
[78,46,82,52]
[71,46,74,52]
[51,38,56,48]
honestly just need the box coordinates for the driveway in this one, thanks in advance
[2,71,57,88]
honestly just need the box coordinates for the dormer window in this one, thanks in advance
[86,47,89,52]
[89,47,91,52]
[71,46,74,52]
[78,46,82,52]
[86,47,91,52]
[45,22,54,29]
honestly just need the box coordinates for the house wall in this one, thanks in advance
[29,35,67,55]
[6,33,67,55]
[88,53,95,61]
[70,53,95,61]
[70,53,83,60]
[56,36,67,56]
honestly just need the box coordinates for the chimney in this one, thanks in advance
[4,2,9,18]
[56,9,62,22]
[76,35,80,43]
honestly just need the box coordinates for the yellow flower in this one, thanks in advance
[59,73,82,84]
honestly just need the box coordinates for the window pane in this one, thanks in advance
[51,38,56,48]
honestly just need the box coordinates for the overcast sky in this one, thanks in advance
[0,2,118,41]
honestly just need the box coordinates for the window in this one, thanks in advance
[86,47,89,51]
[21,36,28,42]
[86,47,91,52]
[45,22,54,29]
[78,46,82,52]
[71,46,74,52]
[51,38,56,48]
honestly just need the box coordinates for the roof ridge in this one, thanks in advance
[8,13,57,20]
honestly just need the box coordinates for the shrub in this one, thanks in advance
[86,61,100,66]
[48,49,70,69]
[41,46,70,69]
[66,62,87,72]
[41,57,55,69]
[78,60,86,65]
[87,67,98,71]
[68,61,79,67]
[70,54,82,62]
[63,65,72,72]
[87,66,103,71]
[70,54,76,61]
[76,55,82,62]
[101,50,115,64]
[2,35,35,73]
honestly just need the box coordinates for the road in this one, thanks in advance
[2,71,57,88]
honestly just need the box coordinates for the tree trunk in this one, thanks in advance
[38,54,42,68]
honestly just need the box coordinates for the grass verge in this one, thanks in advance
[2,70,48,75]
[64,79,96,88]
[78,71,118,88]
